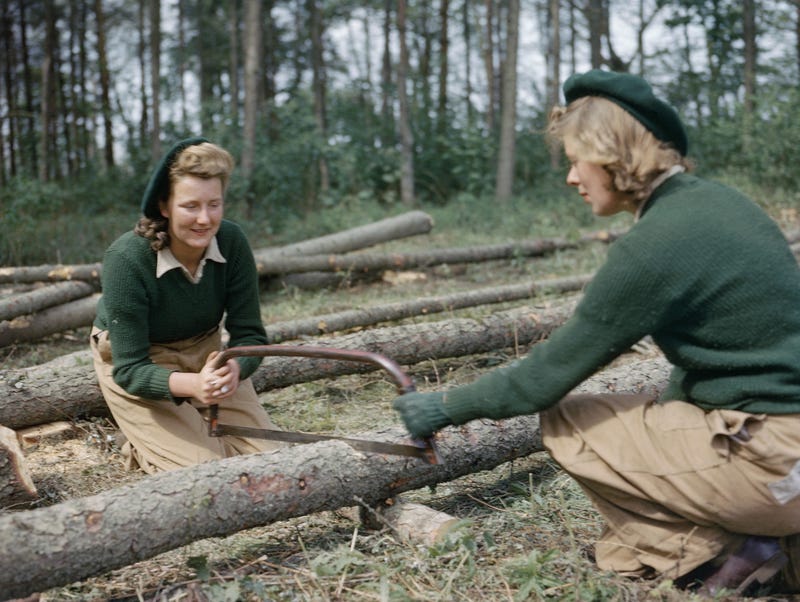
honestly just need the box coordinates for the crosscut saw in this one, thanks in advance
[207,345,441,465]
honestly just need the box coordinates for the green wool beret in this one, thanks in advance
[140,136,209,219]
[563,70,688,156]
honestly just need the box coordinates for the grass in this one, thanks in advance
[4,176,798,601]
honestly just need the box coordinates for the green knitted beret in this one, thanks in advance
[563,70,688,156]
[140,136,209,218]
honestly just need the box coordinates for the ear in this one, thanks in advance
[159,198,170,219]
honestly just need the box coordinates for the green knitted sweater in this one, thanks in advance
[443,173,800,424]
[94,220,267,401]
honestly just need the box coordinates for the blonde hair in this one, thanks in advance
[135,142,234,250]
[168,142,234,194]
[547,96,692,202]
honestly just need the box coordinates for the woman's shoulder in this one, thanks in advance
[216,219,251,249]
[106,229,148,255]
[103,229,155,269]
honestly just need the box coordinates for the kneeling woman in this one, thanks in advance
[392,71,800,595]
[91,137,282,474]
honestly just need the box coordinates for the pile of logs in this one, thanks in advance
[2,214,795,597]
[0,210,616,348]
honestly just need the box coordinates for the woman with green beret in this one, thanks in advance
[90,138,282,474]
[393,70,800,596]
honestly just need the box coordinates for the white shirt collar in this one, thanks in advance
[635,165,686,221]
[156,236,226,283]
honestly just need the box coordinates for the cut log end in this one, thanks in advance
[0,424,37,507]
[372,499,461,545]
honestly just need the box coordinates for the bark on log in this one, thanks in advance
[0,281,96,322]
[266,274,592,342]
[0,263,103,285]
[254,210,434,260]
[274,270,382,291]
[0,424,37,507]
[0,299,578,430]
[0,354,670,599]
[255,238,578,276]
[0,293,100,348]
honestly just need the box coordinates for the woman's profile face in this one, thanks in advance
[564,139,636,217]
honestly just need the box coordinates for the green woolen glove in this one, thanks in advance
[392,391,454,439]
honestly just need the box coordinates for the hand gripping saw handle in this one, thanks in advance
[208,345,442,465]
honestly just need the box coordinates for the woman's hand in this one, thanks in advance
[197,351,240,405]
[167,351,242,405]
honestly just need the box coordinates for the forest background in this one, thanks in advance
[1,0,799,264]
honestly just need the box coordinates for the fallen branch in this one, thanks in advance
[0,354,670,599]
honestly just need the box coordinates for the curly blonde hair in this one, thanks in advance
[135,142,234,251]
[547,96,692,203]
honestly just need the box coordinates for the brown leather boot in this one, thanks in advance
[697,536,788,597]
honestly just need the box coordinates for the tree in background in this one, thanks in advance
[3,0,800,224]
[494,0,519,202]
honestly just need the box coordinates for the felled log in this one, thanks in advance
[255,238,579,276]
[0,263,103,285]
[0,281,96,322]
[0,424,37,507]
[258,210,433,289]
[0,293,100,348]
[254,210,434,261]
[266,274,592,342]
[0,300,578,430]
[0,354,670,599]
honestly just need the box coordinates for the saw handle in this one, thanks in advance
[208,344,440,463]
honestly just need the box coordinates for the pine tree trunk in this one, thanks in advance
[258,237,579,276]
[494,0,519,202]
[396,0,415,205]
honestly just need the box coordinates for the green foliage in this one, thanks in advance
[690,87,800,190]
[0,169,139,265]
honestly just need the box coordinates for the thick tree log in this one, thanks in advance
[266,274,592,342]
[254,210,434,261]
[0,424,37,508]
[0,354,670,599]
[255,238,579,276]
[0,263,103,285]
[0,281,96,322]
[0,299,578,430]
[0,293,100,348]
